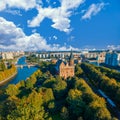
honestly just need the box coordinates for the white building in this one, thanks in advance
[2,52,14,60]
[118,53,120,65]
[97,52,106,63]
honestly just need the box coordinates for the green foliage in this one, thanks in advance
[66,77,78,89]
[53,79,67,100]
[97,66,120,82]
[60,106,69,120]
[39,87,55,105]
[43,77,56,88]
[26,54,39,63]
[16,80,25,88]
[85,100,111,120]
[6,84,19,96]
[0,60,6,71]
[75,64,83,77]
[0,64,17,82]
[25,73,38,89]
[25,78,34,89]
[52,114,62,120]
[6,90,47,120]
[73,79,111,120]
[81,63,120,105]
[67,89,86,118]
[39,61,50,73]
[0,62,117,120]
[48,102,55,112]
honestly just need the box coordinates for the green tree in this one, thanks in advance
[60,106,69,120]
[39,87,55,108]
[7,90,47,120]
[53,79,67,100]
[6,84,19,96]
[85,100,111,120]
[43,77,56,88]
[67,89,86,118]
[0,61,6,71]
[75,64,83,77]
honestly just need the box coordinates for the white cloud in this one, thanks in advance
[0,1,6,11]
[32,29,37,33]
[53,35,58,40]
[28,6,71,33]
[5,9,22,16]
[46,0,50,4]
[0,0,38,11]
[0,0,106,33]
[28,0,85,33]
[107,45,120,50]
[82,2,105,20]
[0,0,85,33]
[68,36,75,41]
[0,17,79,51]
[61,0,85,10]
[0,17,50,51]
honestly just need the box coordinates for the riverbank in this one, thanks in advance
[0,56,38,88]
[0,71,17,87]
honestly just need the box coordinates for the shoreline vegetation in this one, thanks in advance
[0,71,17,87]
[0,65,17,86]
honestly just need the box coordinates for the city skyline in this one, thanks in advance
[0,0,120,51]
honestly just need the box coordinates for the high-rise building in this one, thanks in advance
[105,51,119,66]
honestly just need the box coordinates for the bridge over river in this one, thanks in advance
[16,64,37,68]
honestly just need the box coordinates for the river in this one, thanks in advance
[1,56,38,87]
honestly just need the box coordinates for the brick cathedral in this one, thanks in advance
[55,50,74,79]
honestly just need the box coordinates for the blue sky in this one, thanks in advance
[0,0,120,51]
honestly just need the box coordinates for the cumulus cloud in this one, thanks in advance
[0,1,108,51]
[0,0,107,33]
[0,17,78,51]
[0,1,6,11]
[0,17,50,51]
[0,0,38,11]
[107,45,120,50]
[28,0,85,33]
[27,6,71,32]
[82,2,105,20]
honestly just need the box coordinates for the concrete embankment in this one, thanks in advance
[0,72,17,87]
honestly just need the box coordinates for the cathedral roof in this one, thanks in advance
[55,59,68,71]
[56,60,63,66]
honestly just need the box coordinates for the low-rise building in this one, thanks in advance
[97,52,106,63]
[55,51,74,79]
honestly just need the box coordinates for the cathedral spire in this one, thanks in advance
[70,49,74,60]
[69,49,74,66]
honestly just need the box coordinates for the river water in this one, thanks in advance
[3,56,38,86]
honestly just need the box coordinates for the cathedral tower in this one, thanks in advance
[69,50,74,66]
